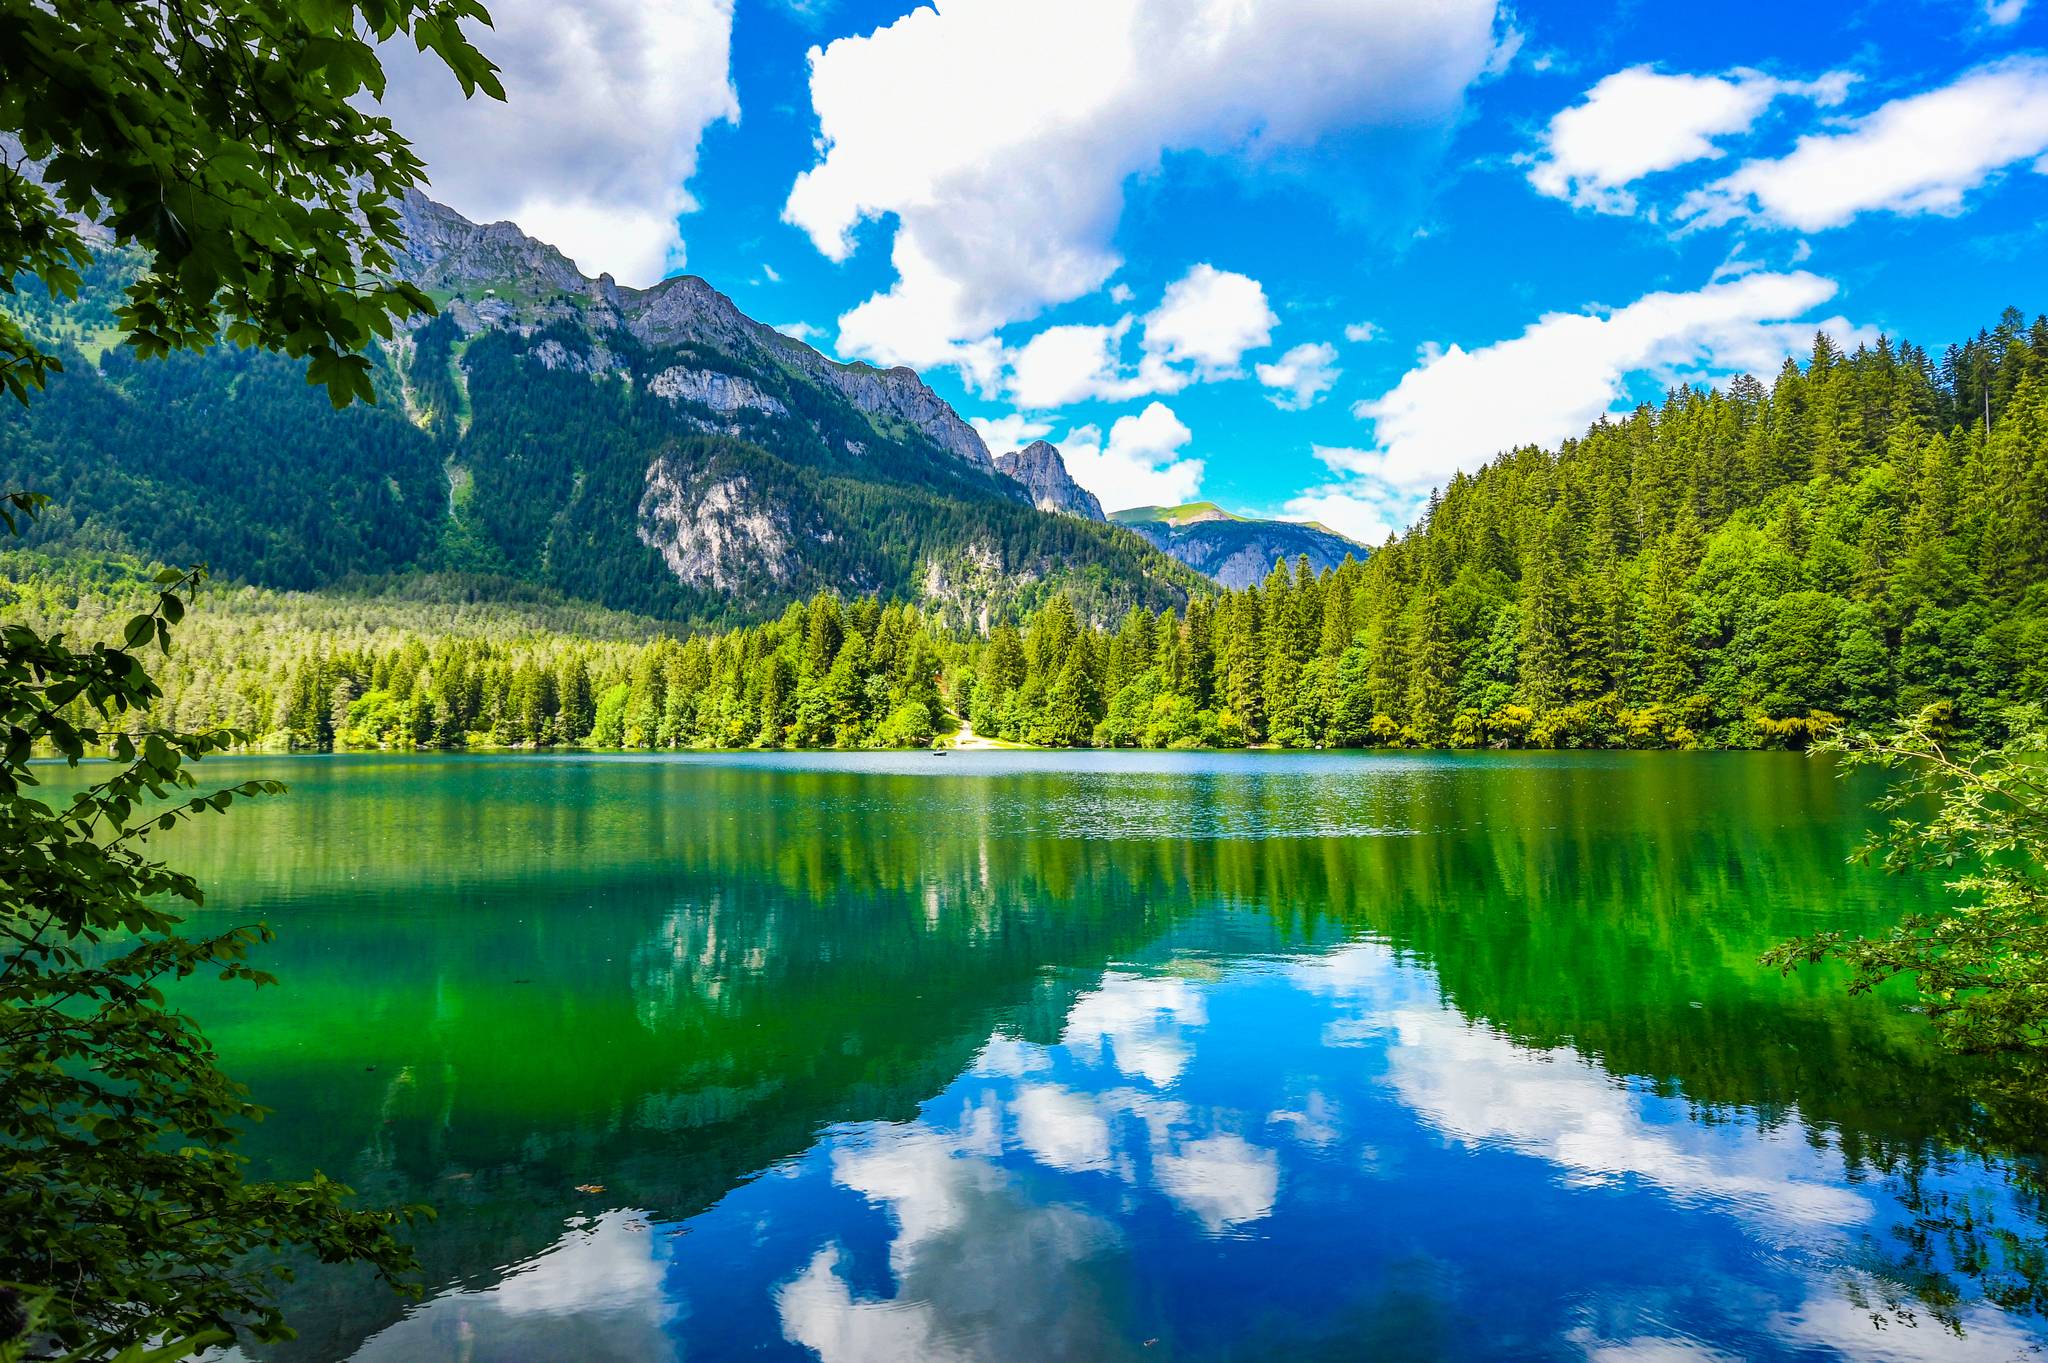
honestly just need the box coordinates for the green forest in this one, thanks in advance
[8,307,2046,752]
[0,249,1201,628]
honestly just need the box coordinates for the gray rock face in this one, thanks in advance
[994,442,1105,521]
[391,191,590,300]
[619,274,761,355]
[648,366,790,419]
[814,363,994,469]
[635,456,796,593]
[529,337,621,375]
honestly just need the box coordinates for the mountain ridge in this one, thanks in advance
[388,190,998,470]
[1111,502,1365,588]
[0,192,1206,627]
[993,440,1106,521]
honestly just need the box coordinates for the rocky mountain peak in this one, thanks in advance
[386,191,994,469]
[390,189,590,299]
[994,441,1106,521]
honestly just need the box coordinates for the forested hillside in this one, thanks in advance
[0,204,1202,628]
[12,307,2046,752]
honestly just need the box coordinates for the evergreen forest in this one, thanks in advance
[8,309,2047,752]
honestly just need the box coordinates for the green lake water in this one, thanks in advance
[135,750,2045,1362]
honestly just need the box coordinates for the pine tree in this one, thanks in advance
[1516,508,1572,714]
[1406,582,1456,746]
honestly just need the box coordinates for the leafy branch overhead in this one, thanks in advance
[0,0,504,407]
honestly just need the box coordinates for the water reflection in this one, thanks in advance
[352,1212,679,1363]
[148,752,2047,1362]
[710,946,2044,1362]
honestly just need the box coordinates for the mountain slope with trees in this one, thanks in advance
[15,305,2047,753]
[0,199,1202,628]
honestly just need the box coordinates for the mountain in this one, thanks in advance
[1110,503,1364,588]
[0,192,1203,627]
[993,441,1105,521]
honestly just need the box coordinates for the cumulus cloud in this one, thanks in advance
[1058,404,1206,516]
[1285,273,1865,543]
[1343,321,1383,344]
[1004,319,1170,408]
[1281,480,1409,546]
[1984,0,2029,24]
[1681,57,2048,231]
[999,265,1274,407]
[1256,341,1341,410]
[1352,271,1862,490]
[1142,265,1278,377]
[1012,1084,1114,1173]
[375,0,738,284]
[968,413,1053,455]
[1527,65,1851,214]
[1381,1000,1871,1234]
[787,0,1508,371]
[1773,1288,2045,1361]
[777,1128,1124,1363]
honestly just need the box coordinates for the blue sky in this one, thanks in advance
[380,0,2048,538]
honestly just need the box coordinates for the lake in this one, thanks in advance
[154,750,2045,1362]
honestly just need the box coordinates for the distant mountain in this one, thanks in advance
[1110,503,1365,588]
[389,193,997,469]
[0,192,1203,627]
[993,441,1105,521]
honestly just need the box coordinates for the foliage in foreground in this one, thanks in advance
[1,0,501,408]
[0,502,421,1358]
[1767,706,2048,1058]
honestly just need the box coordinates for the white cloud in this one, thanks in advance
[1281,482,1410,546]
[761,263,782,283]
[1256,341,1341,410]
[1567,1330,1741,1363]
[1004,318,1173,408]
[1285,272,1865,545]
[968,413,1053,455]
[1528,65,1851,215]
[1141,264,1277,378]
[1984,0,2029,25]
[1108,283,1135,305]
[1058,404,1205,515]
[1773,1289,2045,1361]
[778,1126,1123,1363]
[1380,1000,1871,1234]
[1682,57,2048,231]
[997,264,1273,406]
[1346,271,1863,492]
[776,321,824,344]
[376,0,738,284]
[1343,321,1383,343]
[787,0,1508,372]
